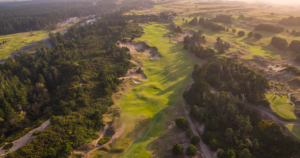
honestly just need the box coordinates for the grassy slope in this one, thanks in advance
[118,23,202,157]
[266,93,297,121]
[0,24,71,59]
[285,124,300,140]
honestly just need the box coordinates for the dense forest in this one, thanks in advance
[184,59,300,158]
[279,16,300,26]
[184,58,270,106]
[0,10,143,157]
[254,24,285,33]
[0,1,119,35]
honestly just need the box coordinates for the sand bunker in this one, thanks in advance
[118,41,162,60]
[133,80,142,84]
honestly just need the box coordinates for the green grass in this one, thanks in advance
[266,93,297,121]
[0,24,72,59]
[0,30,48,59]
[112,23,205,158]
[284,124,300,140]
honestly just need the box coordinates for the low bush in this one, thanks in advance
[32,131,41,136]
[175,117,188,130]
[289,40,300,53]
[98,137,111,145]
[186,129,192,138]
[238,31,245,36]
[247,32,253,38]
[186,144,196,156]
[271,37,288,50]
[172,143,183,155]
[191,135,200,144]
[254,33,262,40]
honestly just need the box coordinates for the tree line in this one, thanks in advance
[254,24,285,33]
[0,1,120,35]
[279,16,300,26]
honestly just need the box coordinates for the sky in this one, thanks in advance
[0,0,299,5]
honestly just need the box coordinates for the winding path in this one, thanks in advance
[83,126,125,158]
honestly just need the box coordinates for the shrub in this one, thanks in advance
[254,24,284,33]
[225,149,236,158]
[289,40,300,53]
[247,32,253,38]
[186,129,192,138]
[232,29,236,33]
[202,21,225,31]
[238,31,245,36]
[189,17,198,26]
[254,33,262,40]
[172,143,183,155]
[136,67,142,74]
[240,148,252,158]
[191,135,200,144]
[210,139,218,151]
[271,37,288,50]
[217,149,225,158]
[3,142,13,150]
[98,137,111,145]
[175,117,188,130]
[32,131,41,136]
[186,144,197,156]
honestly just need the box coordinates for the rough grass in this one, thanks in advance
[284,124,300,140]
[266,93,297,121]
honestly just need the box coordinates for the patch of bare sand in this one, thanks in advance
[118,41,161,60]
[133,80,142,84]
[241,56,295,83]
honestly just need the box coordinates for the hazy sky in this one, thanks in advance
[0,0,299,5]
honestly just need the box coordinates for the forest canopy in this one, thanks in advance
[1,10,143,158]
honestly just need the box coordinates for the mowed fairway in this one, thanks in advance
[119,23,204,157]
[285,125,300,140]
[266,93,297,121]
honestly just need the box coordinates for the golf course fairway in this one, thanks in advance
[118,23,204,157]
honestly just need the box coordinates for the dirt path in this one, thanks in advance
[182,102,216,158]
[288,93,300,121]
[44,38,52,49]
[0,116,62,156]
[84,126,125,158]
[91,124,109,147]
